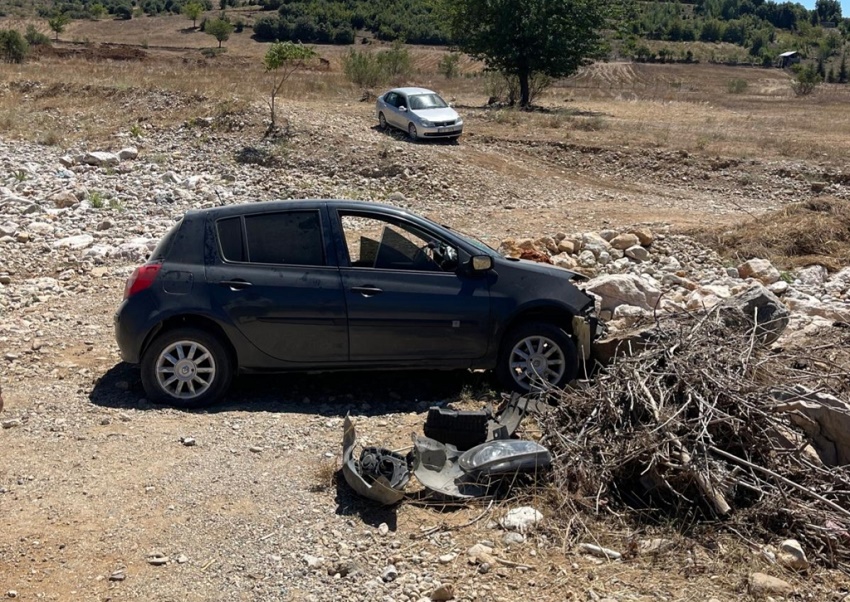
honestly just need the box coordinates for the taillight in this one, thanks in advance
[124,263,162,299]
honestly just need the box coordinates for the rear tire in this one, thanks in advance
[496,321,578,393]
[141,327,232,408]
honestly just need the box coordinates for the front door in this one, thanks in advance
[334,211,491,362]
[206,208,348,364]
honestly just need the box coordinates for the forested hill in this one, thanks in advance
[25,0,850,60]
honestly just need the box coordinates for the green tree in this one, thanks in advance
[839,53,848,83]
[343,49,385,88]
[182,1,203,28]
[263,41,316,131]
[89,3,106,20]
[443,0,609,108]
[0,29,28,63]
[47,13,70,41]
[438,52,461,79]
[205,17,233,47]
[792,63,822,96]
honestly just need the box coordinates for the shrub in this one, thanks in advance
[253,15,279,41]
[376,41,411,79]
[114,5,133,19]
[234,18,244,33]
[24,25,50,46]
[792,64,822,96]
[0,29,28,64]
[438,52,461,79]
[343,49,385,88]
[727,78,748,94]
[332,27,354,45]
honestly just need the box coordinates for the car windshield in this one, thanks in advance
[408,94,448,111]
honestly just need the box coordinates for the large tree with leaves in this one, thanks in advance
[443,0,609,108]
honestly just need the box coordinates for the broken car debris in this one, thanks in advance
[342,393,551,504]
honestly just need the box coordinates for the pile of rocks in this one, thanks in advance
[498,227,850,336]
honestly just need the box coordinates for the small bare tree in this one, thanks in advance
[263,42,316,135]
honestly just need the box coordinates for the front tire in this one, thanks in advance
[497,321,578,393]
[378,112,387,130]
[408,122,418,141]
[141,327,232,408]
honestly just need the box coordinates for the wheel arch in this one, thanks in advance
[141,314,238,368]
[497,305,575,355]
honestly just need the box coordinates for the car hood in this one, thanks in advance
[502,257,586,281]
[411,107,460,122]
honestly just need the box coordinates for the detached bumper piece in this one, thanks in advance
[342,394,552,503]
[342,416,411,506]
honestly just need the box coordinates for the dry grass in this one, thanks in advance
[2,15,850,162]
[696,197,850,271]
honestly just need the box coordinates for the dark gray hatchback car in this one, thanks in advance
[115,200,599,407]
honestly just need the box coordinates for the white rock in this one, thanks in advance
[501,506,543,533]
[738,258,781,285]
[53,234,93,250]
[625,245,649,262]
[83,151,120,167]
[778,539,808,571]
[609,233,640,250]
[578,250,596,268]
[768,281,789,295]
[303,554,324,569]
[584,274,662,312]
[748,572,792,596]
[551,252,578,270]
[118,147,139,160]
[438,553,457,564]
[795,265,827,287]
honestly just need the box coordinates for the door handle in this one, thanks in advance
[351,285,383,297]
[219,280,253,290]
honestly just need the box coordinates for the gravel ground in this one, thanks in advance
[2,94,849,601]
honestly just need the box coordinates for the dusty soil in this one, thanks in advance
[1,26,850,601]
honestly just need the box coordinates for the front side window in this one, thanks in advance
[217,211,324,266]
[340,213,458,272]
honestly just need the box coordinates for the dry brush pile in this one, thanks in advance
[543,308,850,571]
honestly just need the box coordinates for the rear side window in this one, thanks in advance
[245,211,324,266]
[217,217,245,262]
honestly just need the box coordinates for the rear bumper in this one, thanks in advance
[114,298,153,364]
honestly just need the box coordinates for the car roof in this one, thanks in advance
[388,87,437,96]
[186,199,419,220]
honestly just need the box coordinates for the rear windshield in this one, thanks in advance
[149,218,183,262]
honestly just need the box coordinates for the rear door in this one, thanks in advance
[333,209,492,362]
[206,207,348,364]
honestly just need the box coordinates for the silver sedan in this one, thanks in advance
[376,87,463,141]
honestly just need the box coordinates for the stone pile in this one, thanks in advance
[498,227,850,337]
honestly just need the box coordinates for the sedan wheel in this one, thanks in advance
[141,327,232,408]
[408,122,418,140]
[379,112,387,130]
[498,322,578,392]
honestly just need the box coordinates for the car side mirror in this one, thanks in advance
[471,256,493,272]
[399,106,407,112]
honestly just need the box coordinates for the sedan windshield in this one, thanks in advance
[408,94,448,111]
